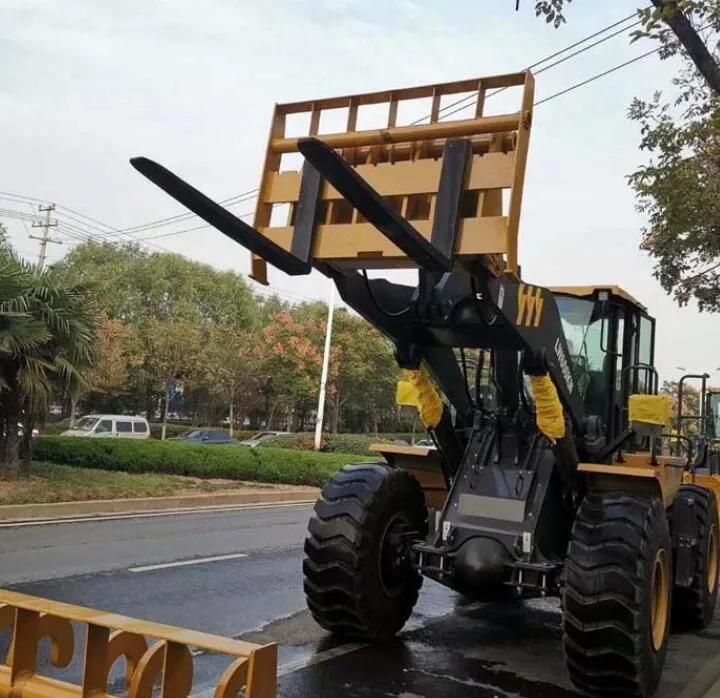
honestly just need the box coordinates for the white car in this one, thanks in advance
[62,414,150,439]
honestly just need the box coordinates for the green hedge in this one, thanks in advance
[261,432,419,455]
[33,437,374,487]
[149,423,259,440]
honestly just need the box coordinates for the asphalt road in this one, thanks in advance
[2,503,720,697]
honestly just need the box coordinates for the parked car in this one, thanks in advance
[238,431,289,448]
[61,414,150,439]
[171,430,240,445]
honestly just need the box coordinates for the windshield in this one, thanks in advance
[74,417,99,432]
[555,295,608,415]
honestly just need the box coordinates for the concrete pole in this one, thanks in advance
[314,282,335,451]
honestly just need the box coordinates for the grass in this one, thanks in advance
[0,462,294,506]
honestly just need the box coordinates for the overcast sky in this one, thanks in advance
[2,0,717,382]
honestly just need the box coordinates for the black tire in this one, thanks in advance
[671,484,720,629]
[563,493,672,698]
[303,463,427,641]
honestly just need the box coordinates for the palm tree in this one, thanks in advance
[0,252,97,478]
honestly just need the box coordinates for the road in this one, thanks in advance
[2,503,720,697]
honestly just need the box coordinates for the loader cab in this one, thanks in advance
[552,286,655,442]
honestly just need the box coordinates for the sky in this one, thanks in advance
[1,0,718,383]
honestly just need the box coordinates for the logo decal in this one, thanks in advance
[555,337,575,394]
[516,284,544,327]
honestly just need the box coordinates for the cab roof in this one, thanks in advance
[550,285,647,311]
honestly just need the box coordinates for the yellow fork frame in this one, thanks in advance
[0,589,277,698]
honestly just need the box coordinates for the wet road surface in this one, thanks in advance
[2,503,720,697]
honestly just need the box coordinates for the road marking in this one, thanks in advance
[193,642,368,697]
[128,552,248,573]
[0,501,313,529]
[278,642,368,675]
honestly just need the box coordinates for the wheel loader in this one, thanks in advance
[126,69,720,697]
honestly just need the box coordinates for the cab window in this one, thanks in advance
[95,419,113,434]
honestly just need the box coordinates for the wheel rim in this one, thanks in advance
[378,512,411,598]
[708,524,719,594]
[650,548,669,652]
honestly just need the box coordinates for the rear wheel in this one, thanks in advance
[672,484,720,629]
[303,463,427,641]
[563,492,672,697]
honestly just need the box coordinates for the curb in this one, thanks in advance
[0,489,319,523]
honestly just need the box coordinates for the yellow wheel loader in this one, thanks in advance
[128,69,720,697]
[4,68,718,698]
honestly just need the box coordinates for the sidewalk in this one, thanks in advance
[0,486,319,523]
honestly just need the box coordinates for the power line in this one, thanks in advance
[132,210,255,242]
[534,45,663,106]
[413,9,644,124]
[110,188,259,236]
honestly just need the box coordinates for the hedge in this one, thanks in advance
[260,432,419,455]
[33,437,374,487]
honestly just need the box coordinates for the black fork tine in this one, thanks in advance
[130,157,312,275]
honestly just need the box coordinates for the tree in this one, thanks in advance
[72,317,143,423]
[533,0,720,96]
[143,320,202,439]
[201,324,264,436]
[260,307,327,430]
[56,242,257,326]
[325,309,398,434]
[0,253,97,477]
[530,1,720,309]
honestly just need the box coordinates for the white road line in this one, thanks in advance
[128,552,248,573]
[278,642,368,675]
[193,642,368,697]
[0,501,312,529]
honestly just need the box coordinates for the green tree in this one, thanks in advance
[531,1,720,308]
[260,306,326,429]
[201,324,264,435]
[326,309,398,433]
[0,252,97,477]
[56,242,257,325]
[143,320,202,439]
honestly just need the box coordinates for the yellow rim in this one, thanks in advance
[708,525,718,594]
[650,548,669,652]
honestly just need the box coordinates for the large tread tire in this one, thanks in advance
[303,463,427,641]
[563,493,672,698]
[671,484,720,630]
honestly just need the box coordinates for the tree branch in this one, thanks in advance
[652,0,720,96]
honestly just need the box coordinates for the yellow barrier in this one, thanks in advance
[0,589,277,698]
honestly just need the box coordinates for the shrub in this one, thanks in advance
[33,437,374,487]
[261,432,420,455]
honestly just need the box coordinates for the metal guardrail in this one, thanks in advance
[0,589,277,697]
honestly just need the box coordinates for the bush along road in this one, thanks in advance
[33,437,375,487]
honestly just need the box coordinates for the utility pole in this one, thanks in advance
[29,204,61,269]
[314,282,335,451]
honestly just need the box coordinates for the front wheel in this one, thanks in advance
[563,492,672,698]
[303,463,427,641]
